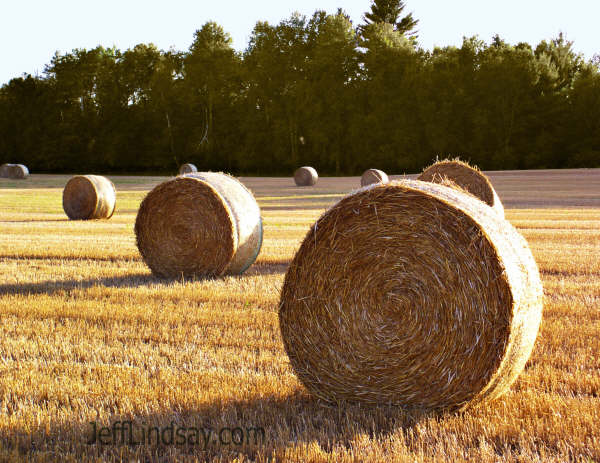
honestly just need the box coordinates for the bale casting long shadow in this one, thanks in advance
[0,272,169,296]
[0,261,291,296]
[0,391,431,460]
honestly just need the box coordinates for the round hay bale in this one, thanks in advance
[135,172,263,278]
[294,166,318,186]
[361,168,389,186]
[3,164,29,179]
[417,159,504,216]
[0,163,15,178]
[179,163,198,175]
[11,164,29,179]
[62,175,116,220]
[279,179,543,411]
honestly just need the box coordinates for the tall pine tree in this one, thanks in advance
[363,0,418,36]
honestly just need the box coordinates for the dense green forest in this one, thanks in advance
[1,3,599,174]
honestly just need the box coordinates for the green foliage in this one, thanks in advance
[0,15,598,174]
[362,0,418,37]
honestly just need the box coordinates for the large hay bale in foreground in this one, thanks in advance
[294,166,318,186]
[179,163,198,175]
[135,172,263,278]
[418,159,504,216]
[62,175,116,220]
[361,168,389,186]
[0,163,14,178]
[1,164,29,179]
[279,179,543,411]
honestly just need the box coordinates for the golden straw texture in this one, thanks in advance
[418,159,504,216]
[361,168,389,186]
[294,166,318,186]
[135,172,262,278]
[186,172,263,274]
[179,163,198,175]
[62,175,116,220]
[279,179,543,411]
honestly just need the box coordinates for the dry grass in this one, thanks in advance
[0,170,599,462]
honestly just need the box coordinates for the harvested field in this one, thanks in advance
[0,169,599,462]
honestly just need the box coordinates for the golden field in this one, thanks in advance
[0,170,599,462]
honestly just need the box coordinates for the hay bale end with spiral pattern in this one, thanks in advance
[361,168,389,186]
[417,158,504,216]
[294,166,318,186]
[62,175,116,220]
[135,172,263,278]
[279,179,543,411]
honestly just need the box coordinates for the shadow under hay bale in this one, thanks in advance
[418,158,504,216]
[361,168,389,186]
[294,166,318,186]
[279,179,543,412]
[135,172,263,278]
[62,175,116,220]
[179,163,198,175]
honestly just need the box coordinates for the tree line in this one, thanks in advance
[1,6,599,175]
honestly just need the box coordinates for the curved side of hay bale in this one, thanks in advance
[62,175,116,220]
[12,164,29,178]
[0,164,15,178]
[294,166,318,186]
[186,172,263,275]
[417,159,504,216]
[179,163,198,175]
[279,179,542,411]
[135,172,262,278]
[360,168,389,187]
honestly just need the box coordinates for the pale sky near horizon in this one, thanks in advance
[1,0,598,85]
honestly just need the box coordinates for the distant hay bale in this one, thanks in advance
[0,164,14,178]
[11,164,29,179]
[294,166,318,186]
[179,163,198,175]
[279,179,543,411]
[1,163,29,179]
[135,172,263,278]
[361,168,389,186]
[62,175,116,220]
[417,159,504,216]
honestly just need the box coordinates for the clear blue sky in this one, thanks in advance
[1,0,598,85]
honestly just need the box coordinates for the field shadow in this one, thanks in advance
[0,254,139,262]
[0,260,292,296]
[0,218,69,223]
[0,390,432,460]
[0,272,168,296]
